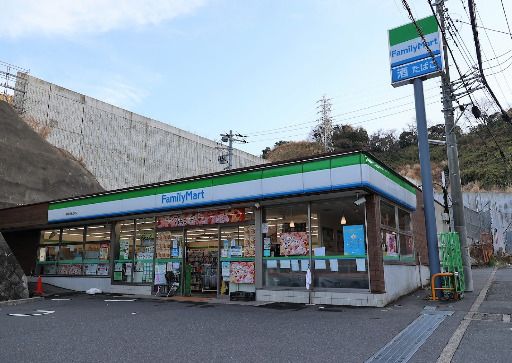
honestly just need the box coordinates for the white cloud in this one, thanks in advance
[88,78,150,109]
[0,0,206,38]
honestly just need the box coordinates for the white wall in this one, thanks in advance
[15,74,265,190]
[383,264,430,303]
[29,276,152,295]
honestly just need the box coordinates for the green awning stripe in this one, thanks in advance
[363,155,416,194]
[49,152,415,210]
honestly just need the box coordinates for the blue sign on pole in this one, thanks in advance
[391,55,443,84]
[343,225,366,256]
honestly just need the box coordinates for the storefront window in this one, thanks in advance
[262,203,309,288]
[311,198,368,289]
[84,224,111,276]
[37,229,60,275]
[58,227,84,275]
[219,225,256,296]
[114,220,135,283]
[380,200,414,261]
[154,229,183,294]
[134,218,155,283]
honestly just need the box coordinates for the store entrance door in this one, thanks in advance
[185,227,219,295]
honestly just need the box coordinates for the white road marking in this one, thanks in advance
[104,299,136,302]
[436,267,497,363]
[503,314,511,323]
[51,298,71,301]
[8,310,55,317]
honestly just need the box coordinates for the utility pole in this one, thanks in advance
[435,0,473,291]
[316,95,334,152]
[219,130,247,170]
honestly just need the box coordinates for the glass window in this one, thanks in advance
[114,220,135,283]
[380,201,396,228]
[154,230,183,294]
[58,227,84,275]
[84,224,111,276]
[134,218,155,283]
[311,198,368,289]
[398,208,412,232]
[381,201,415,260]
[263,203,308,288]
[37,229,60,275]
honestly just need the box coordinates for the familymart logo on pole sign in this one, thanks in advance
[389,15,443,87]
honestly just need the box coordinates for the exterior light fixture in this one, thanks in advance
[290,220,295,228]
[340,215,347,225]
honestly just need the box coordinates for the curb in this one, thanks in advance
[0,297,43,306]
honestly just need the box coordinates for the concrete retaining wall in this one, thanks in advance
[14,74,264,190]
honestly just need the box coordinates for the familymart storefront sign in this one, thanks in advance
[48,153,417,223]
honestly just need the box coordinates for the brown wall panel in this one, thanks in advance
[0,203,48,231]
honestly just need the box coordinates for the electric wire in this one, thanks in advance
[244,88,439,137]
[500,0,512,42]
[476,7,512,108]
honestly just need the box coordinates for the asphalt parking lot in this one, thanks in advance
[0,267,509,363]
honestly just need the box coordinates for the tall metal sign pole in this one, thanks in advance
[388,16,443,289]
[435,0,473,291]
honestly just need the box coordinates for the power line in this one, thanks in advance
[475,7,512,108]
[249,99,440,143]
[244,89,439,137]
[467,0,511,123]
[500,0,512,42]
[454,18,512,37]
[246,95,439,139]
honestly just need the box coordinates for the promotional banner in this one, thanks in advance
[343,225,366,255]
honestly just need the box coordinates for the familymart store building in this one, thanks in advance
[0,152,431,307]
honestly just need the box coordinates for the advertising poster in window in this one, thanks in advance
[97,264,109,276]
[279,232,309,256]
[386,232,398,256]
[243,225,256,257]
[343,225,366,255]
[120,240,130,260]
[156,208,245,228]
[99,244,109,260]
[85,263,98,275]
[230,262,255,284]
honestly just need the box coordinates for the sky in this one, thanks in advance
[1,0,512,156]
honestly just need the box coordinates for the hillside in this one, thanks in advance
[0,100,103,208]
[262,112,512,191]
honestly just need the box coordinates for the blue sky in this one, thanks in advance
[1,0,511,155]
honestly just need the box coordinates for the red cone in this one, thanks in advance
[35,276,44,296]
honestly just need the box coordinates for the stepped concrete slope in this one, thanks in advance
[0,100,103,209]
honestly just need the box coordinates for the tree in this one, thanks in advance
[368,130,399,153]
[331,125,369,151]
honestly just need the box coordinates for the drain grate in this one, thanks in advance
[366,309,453,363]
[471,312,507,322]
